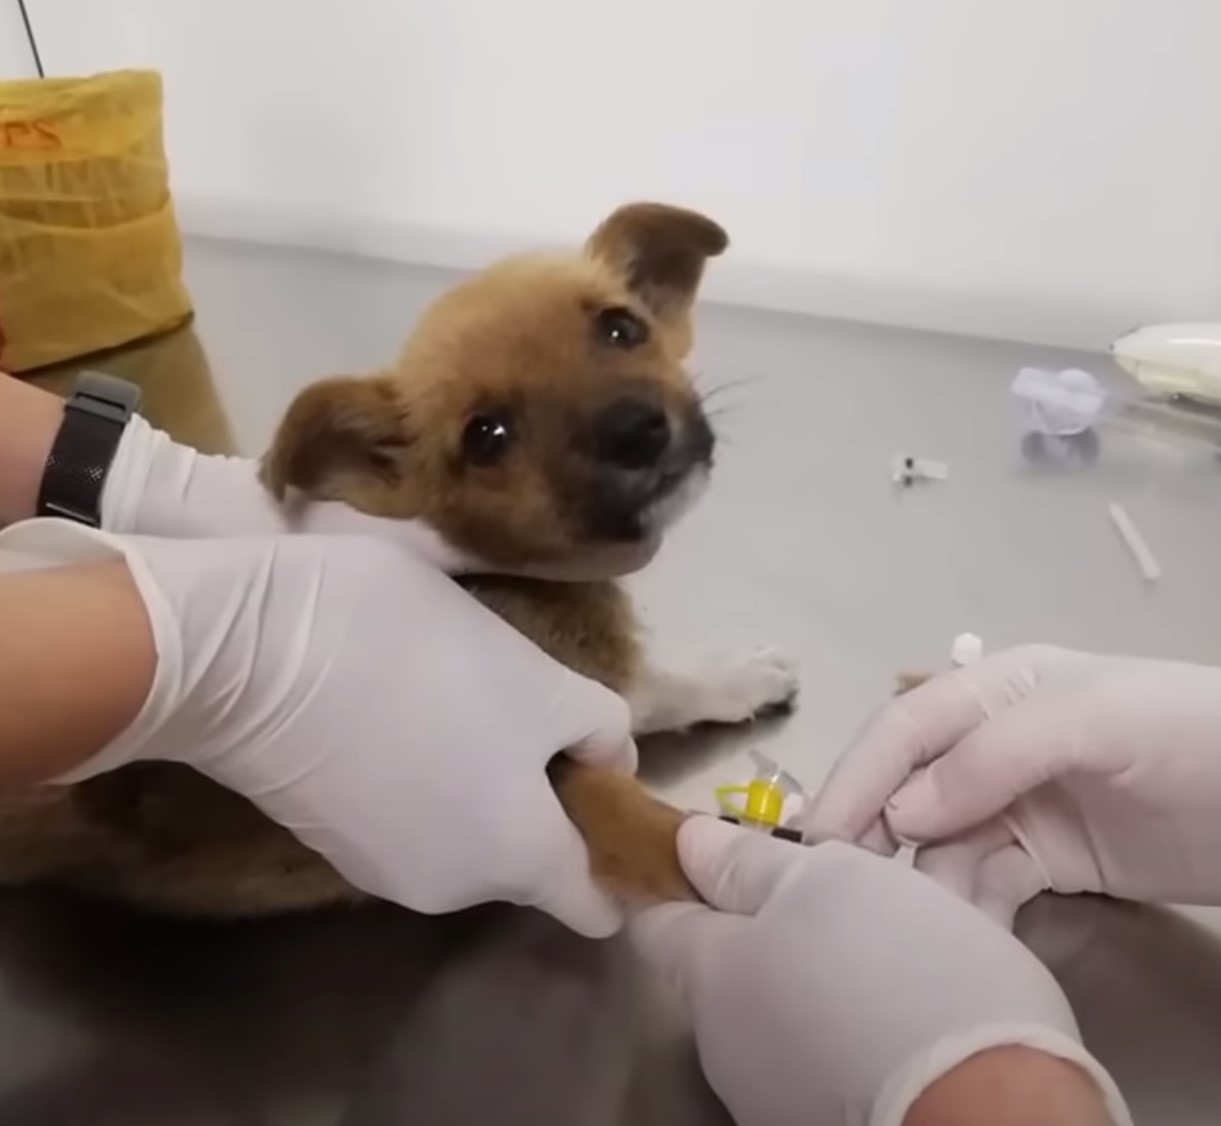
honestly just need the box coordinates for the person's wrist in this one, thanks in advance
[38,525,190,784]
[100,413,177,534]
[900,1045,1120,1126]
[0,537,156,783]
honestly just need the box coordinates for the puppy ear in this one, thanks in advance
[585,202,728,328]
[260,375,411,502]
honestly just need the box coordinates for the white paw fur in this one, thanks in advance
[628,647,800,735]
[695,646,800,724]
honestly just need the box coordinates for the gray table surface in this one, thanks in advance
[4,236,1220,1124]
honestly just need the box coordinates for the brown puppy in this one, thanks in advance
[0,203,797,915]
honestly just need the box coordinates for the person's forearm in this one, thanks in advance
[0,561,153,783]
[903,1047,1117,1126]
[0,374,63,528]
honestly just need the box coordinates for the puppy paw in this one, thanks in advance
[700,646,800,724]
[627,649,800,736]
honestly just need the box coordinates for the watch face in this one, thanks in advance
[77,372,142,418]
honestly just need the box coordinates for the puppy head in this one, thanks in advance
[263,202,727,576]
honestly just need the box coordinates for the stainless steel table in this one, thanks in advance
[10,236,1221,1124]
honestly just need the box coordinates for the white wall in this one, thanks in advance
[0,0,38,78]
[23,0,1221,349]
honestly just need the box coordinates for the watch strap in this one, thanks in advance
[36,372,141,527]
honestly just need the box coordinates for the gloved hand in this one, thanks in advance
[803,644,1221,926]
[634,819,1129,1126]
[100,414,471,569]
[8,519,634,936]
[100,414,649,580]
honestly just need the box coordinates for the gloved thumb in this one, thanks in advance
[631,901,744,1009]
[632,820,805,1007]
[556,676,638,776]
[677,817,806,915]
[885,696,1078,843]
[527,807,625,939]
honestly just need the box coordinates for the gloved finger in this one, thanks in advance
[790,806,897,855]
[795,810,897,856]
[302,503,479,573]
[915,822,1047,930]
[913,820,1015,901]
[803,650,1047,845]
[976,842,1047,929]
[554,675,638,775]
[802,671,995,843]
[630,901,744,1009]
[677,817,806,916]
[518,801,624,939]
[884,695,1078,843]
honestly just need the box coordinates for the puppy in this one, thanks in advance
[0,203,797,915]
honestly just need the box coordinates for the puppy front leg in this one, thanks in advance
[627,647,799,736]
[551,761,697,904]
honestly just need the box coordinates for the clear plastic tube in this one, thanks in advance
[1013,367,1221,454]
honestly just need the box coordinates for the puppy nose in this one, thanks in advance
[593,397,672,469]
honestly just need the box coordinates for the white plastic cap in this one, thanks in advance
[950,632,984,667]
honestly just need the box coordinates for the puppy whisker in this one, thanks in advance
[694,371,759,392]
[702,404,742,427]
[696,379,759,411]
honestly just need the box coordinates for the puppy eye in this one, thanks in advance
[595,306,649,349]
[461,412,514,466]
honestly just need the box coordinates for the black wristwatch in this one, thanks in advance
[36,372,141,527]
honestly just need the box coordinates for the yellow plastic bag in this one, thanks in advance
[0,69,191,372]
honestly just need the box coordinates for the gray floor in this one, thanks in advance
[3,236,1220,1123]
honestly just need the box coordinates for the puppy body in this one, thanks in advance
[0,204,795,915]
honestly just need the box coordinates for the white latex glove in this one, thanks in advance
[803,644,1221,926]
[100,414,471,569]
[4,519,634,936]
[634,820,1129,1126]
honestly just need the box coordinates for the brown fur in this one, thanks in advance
[260,205,725,573]
[895,671,932,694]
[464,575,692,904]
[0,203,736,915]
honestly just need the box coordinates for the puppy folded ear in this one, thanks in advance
[585,202,728,330]
[260,375,412,503]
